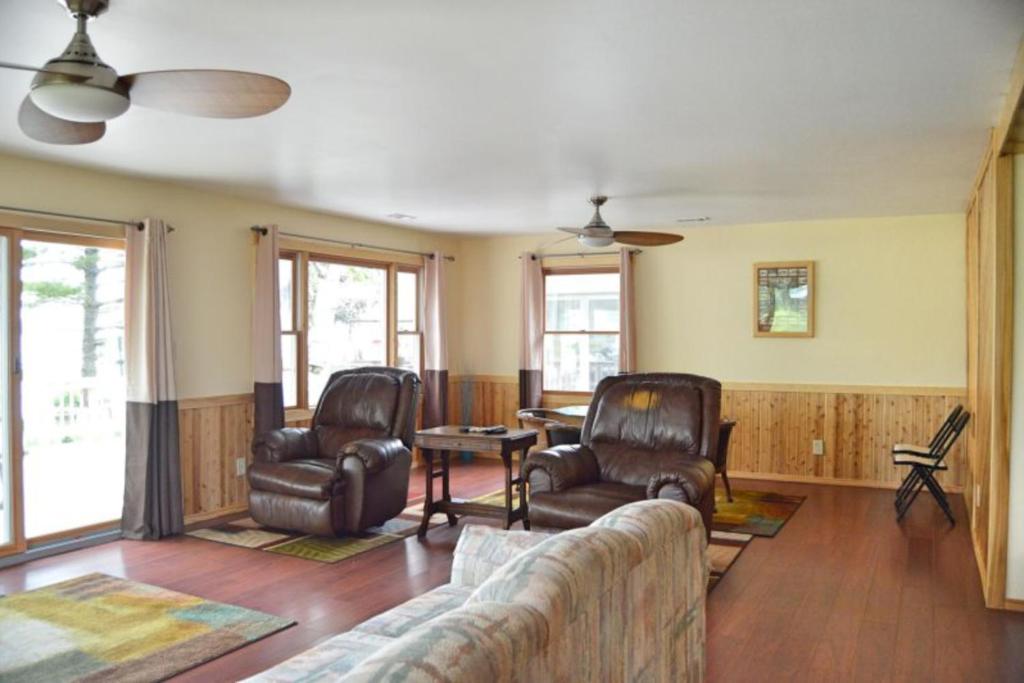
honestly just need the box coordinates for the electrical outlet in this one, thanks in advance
[812,439,825,456]
[235,457,247,477]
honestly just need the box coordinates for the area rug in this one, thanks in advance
[188,514,428,563]
[708,530,752,591]
[712,488,805,537]
[0,573,294,682]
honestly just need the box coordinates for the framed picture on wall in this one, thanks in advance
[753,261,815,337]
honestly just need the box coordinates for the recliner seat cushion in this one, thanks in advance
[529,482,646,529]
[248,459,339,500]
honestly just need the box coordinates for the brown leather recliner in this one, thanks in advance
[523,373,720,538]
[248,367,421,536]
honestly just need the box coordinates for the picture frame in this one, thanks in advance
[753,261,815,337]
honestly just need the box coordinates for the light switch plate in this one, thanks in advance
[812,439,825,456]
[235,457,247,477]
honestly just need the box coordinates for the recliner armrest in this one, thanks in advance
[646,459,714,504]
[252,428,318,463]
[340,437,408,475]
[523,444,599,493]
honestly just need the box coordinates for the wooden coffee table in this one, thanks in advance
[414,426,537,538]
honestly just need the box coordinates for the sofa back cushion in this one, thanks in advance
[340,602,549,682]
[467,526,642,635]
[583,373,721,486]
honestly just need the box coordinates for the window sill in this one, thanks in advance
[285,408,314,423]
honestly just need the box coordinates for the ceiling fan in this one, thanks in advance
[1,0,291,145]
[557,196,685,248]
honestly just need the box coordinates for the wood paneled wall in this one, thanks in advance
[965,140,1017,608]
[178,395,255,523]
[176,379,967,524]
[450,375,966,490]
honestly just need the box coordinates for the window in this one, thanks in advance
[543,269,620,392]
[396,269,422,377]
[279,254,299,408]
[278,250,422,410]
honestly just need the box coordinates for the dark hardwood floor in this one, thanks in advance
[2,459,1022,682]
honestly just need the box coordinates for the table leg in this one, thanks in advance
[502,443,514,530]
[520,447,530,531]
[441,449,457,527]
[417,448,435,538]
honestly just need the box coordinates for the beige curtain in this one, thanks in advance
[620,248,637,373]
[252,225,284,438]
[423,251,448,427]
[122,218,183,540]
[519,252,544,408]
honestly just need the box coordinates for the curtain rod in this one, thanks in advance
[251,226,455,261]
[0,205,174,232]
[520,249,641,260]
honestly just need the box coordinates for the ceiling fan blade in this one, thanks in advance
[18,96,105,144]
[557,227,586,235]
[0,61,88,80]
[611,231,684,247]
[121,69,291,118]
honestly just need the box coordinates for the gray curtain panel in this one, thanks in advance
[122,218,184,540]
[423,251,449,427]
[519,252,544,408]
[253,225,284,437]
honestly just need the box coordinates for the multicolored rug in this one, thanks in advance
[708,530,752,591]
[0,573,294,682]
[712,488,805,537]
[188,514,429,563]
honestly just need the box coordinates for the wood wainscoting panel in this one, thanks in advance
[178,394,255,523]
[449,376,966,490]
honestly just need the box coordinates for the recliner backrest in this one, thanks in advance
[581,373,721,485]
[311,367,421,456]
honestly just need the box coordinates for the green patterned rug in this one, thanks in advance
[0,573,293,682]
[187,514,428,563]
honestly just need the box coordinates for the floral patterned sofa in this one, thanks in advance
[249,498,708,682]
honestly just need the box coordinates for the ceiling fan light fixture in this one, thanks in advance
[579,234,615,248]
[29,82,129,122]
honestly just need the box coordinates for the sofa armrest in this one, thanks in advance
[340,437,408,475]
[252,428,318,463]
[523,444,600,493]
[451,525,554,588]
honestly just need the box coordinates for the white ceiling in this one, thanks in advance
[0,0,1022,233]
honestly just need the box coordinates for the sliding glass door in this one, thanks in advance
[0,234,12,551]
[19,236,126,540]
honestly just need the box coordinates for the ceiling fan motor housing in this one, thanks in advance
[30,2,129,123]
[60,0,110,18]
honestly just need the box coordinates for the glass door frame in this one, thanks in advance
[0,226,24,557]
[0,226,127,554]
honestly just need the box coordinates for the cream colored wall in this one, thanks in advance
[455,213,966,387]
[0,151,967,396]
[0,153,462,399]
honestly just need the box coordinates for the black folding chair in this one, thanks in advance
[893,410,969,525]
[892,405,963,504]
